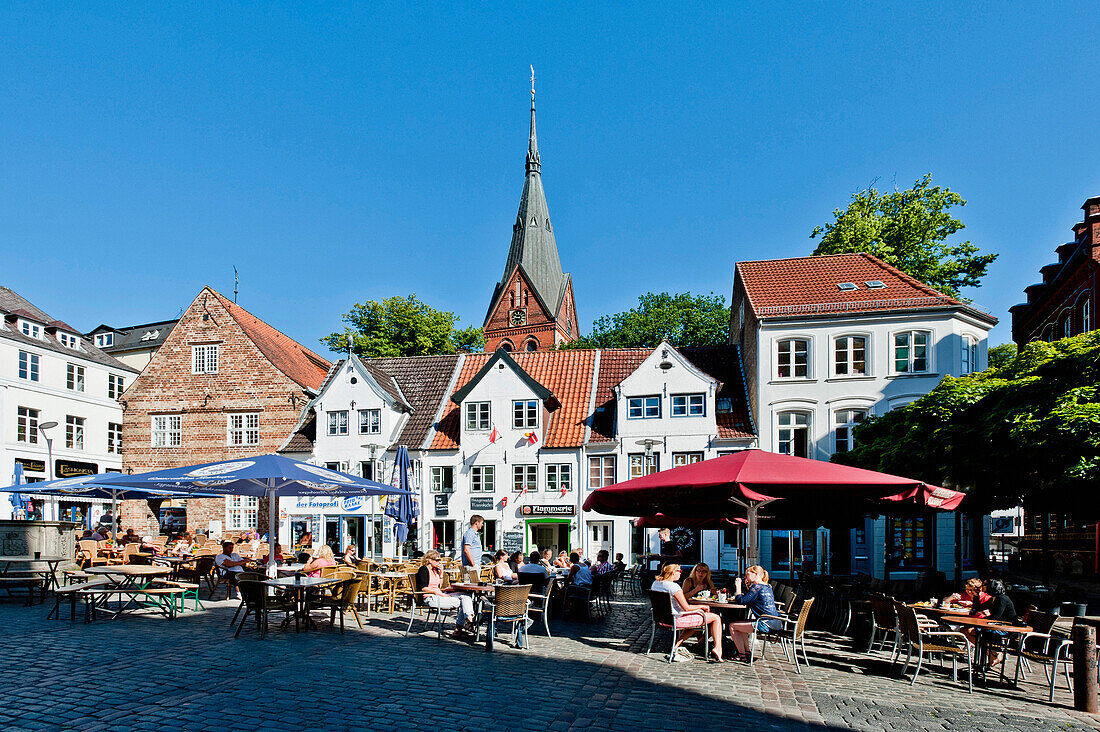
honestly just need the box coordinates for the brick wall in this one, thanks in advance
[120,287,313,537]
[484,267,577,351]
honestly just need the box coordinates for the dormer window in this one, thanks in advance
[58,332,80,349]
[95,333,113,348]
[627,396,660,419]
[20,321,40,339]
[671,393,705,417]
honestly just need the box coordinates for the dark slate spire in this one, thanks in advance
[499,69,565,316]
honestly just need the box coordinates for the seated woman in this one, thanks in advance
[171,533,195,556]
[725,565,782,662]
[942,577,988,608]
[342,543,359,565]
[416,550,476,638]
[973,578,1017,666]
[260,544,285,565]
[540,549,554,570]
[650,563,724,663]
[681,563,717,600]
[553,551,571,569]
[301,544,338,577]
[507,551,525,574]
[492,550,516,583]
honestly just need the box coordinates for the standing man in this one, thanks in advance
[462,515,484,583]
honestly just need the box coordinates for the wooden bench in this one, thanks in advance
[0,575,45,606]
[50,579,111,620]
[161,581,204,613]
[77,585,187,622]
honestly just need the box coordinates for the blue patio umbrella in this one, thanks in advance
[8,462,26,517]
[385,446,419,557]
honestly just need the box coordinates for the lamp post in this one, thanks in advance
[362,443,378,556]
[38,421,58,521]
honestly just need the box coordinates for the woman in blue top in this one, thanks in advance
[726,565,781,662]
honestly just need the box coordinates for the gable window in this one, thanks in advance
[16,407,39,444]
[471,466,495,493]
[672,452,703,467]
[588,456,615,489]
[65,415,84,450]
[108,374,125,400]
[227,413,260,446]
[465,401,491,431]
[327,411,349,436]
[95,333,113,348]
[66,364,85,392]
[20,321,40,339]
[226,496,259,532]
[546,464,572,492]
[627,396,661,419]
[671,394,705,417]
[151,414,181,447]
[893,331,930,373]
[18,351,39,381]
[513,399,538,429]
[359,409,381,435]
[191,344,219,374]
[776,411,810,458]
[513,464,537,493]
[431,466,454,493]
[58,333,79,349]
[776,339,810,378]
[961,335,978,374]
[834,336,867,376]
[629,453,659,478]
[834,408,867,454]
[108,422,123,454]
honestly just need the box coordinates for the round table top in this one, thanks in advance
[940,615,1032,633]
[910,603,971,616]
[450,582,498,593]
[86,565,170,577]
[691,600,746,610]
[0,556,67,563]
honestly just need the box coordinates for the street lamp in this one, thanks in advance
[38,421,58,480]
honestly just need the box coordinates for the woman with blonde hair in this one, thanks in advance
[650,563,725,662]
[416,549,475,637]
[301,543,337,577]
[681,563,717,600]
[726,565,781,662]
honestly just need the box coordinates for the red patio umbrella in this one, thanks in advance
[583,449,963,565]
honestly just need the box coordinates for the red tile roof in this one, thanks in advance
[212,291,331,391]
[432,350,596,450]
[737,253,972,318]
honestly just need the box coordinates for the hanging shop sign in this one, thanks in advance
[56,460,98,478]
[434,494,449,516]
[521,505,575,517]
[15,458,46,473]
[469,497,495,511]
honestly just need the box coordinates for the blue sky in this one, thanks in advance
[2,4,1097,350]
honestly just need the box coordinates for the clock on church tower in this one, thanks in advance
[510,309,527,326]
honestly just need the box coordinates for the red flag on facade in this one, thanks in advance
[489,425,499,443]
[523,431,539,445]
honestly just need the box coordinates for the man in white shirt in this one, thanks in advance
[518,551,549,577]
[214,541,248,598]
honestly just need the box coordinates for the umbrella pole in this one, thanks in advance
[788,531,794,583]
[746,504,759,568]
[266,485,278,578]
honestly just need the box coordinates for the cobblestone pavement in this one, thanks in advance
[2,593,1098,732]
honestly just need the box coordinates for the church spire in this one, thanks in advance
[527,65,540,174]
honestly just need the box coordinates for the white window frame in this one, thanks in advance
[465,401,491,431]
[107,422,123,454]
[227,412,260,446]
[471,466,495,493]
[672,452,703,467]
[1082,298,1091,333]
[627,396,661,419]
[17,407,39,444]
[671,393,705,417]
[431,466,454,493]
[66,363,85,392]
[20,320,40,339]
[358,408,381,435]
[893,330,931,374]
[18,351,39,381]
[58,332,79,349]
[512,399,538,429]
[512,464,537,492]
[833,334,868,377]
[327,410,349,436]
[191,344,219,374]
[226,495,259,532]
[588,455,615,489]
[775,338,811,379]
[546,464,572,492]
[95,333,113,348]
[833,408,868,454]
[65,415,85,450]
[628,453,659,478]
[961,335,979,375]
[151,414,182,448]
[108,374,125,400]
[776,410,811,458]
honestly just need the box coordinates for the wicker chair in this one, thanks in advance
[1011,611,1070,701]
[233,580,295,640]
[309,577,365,633]
[516,572,553,638]
[405,571,455,638]
[645,589,709,663]
[896,604,973,692]
[477,584,532,650]
[77,540,108,569]
[866,593,899,655]
[229,572,265,625]
[756,597,816,673]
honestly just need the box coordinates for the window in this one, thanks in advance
[672,452,703,467]
[513,399,538,429]
[588,456,615,489]
[95,333,113,348]
[1061,313,1072,339]
[359,409,381,435]
[66,364,85,392]
[226,496,259,532]
[961,335,978,374]
[893,331,930,373]
[360,461,375,480]
[430,466,454,493]
[191,344,219,374]
[108,423,123,454]
[776,339,810,378]
[65,416,84,450]
[776,411,810,458]
[324,462,344,472]
[834,408,867,454]
[471,466,495,493]
[1082,299,1092,333]
[16,407,38,444]
[108,374,125,400]
[671,394,705,417]
[465,401,491,431]
[887,516,931,567]
[20,321,40,339]
[227,413,260,446]
[629,453,659,478]
[627,396,661,419]
[327,411,349,436]
[58,332,79,349]
[834,336,867,376]
[512,464,537,492]
[151,414,182,447]
[18,351,39,381]
[546,464,571,492]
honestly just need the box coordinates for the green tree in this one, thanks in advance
[558,292,730,349]
[322,295,484,358]
[987,343,1017,369]
[810,174,997,299]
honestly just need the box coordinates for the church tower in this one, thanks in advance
[483,72,579,352]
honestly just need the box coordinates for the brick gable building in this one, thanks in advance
[120,287,330,534]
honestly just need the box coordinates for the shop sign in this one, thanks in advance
[521,505,575,517]
[469,497,495,511]
[503,531,523,552]
[15,458,45,473]
[292,496,367,512]
[434,494,449,516]
[56,460,97,478]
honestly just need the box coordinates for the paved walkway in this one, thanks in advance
[1,592,1098,731]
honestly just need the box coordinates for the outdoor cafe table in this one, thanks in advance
[451,582,503,651]
[276,564,309,576]
[0,555,67,591]
[262,576,344,632]
[934,614,1033,685]
[84,565,172,620]
[379,571,411,614]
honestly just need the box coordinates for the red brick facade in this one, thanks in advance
[119,287,329,536]
[484,268,579,352]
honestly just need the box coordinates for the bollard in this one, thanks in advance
[1072,624,1098,713]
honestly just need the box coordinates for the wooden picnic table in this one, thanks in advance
[82,565,175,621]
[0,555,68,592]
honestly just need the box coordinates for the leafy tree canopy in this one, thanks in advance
[322,294,484,358]
[987,343,1017,369]
[557,292,730,350]
[811,174,997,299]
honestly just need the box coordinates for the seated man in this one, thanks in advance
[518,551,548,577]
[567,552,593,589]
[119,529,139,545]
[592,550,614,575]
[214,541,248,598]
[613,553,626,573]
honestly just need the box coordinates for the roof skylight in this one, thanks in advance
[837,282,858,291]
[865,280,887,289]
